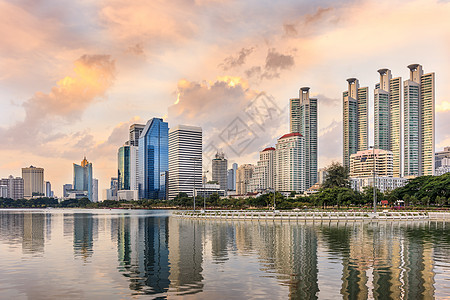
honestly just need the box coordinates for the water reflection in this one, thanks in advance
[0,210,449,299]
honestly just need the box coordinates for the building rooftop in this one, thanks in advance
[262,147,275,152]
[278,132,303,140]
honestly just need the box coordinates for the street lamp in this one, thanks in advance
[191,157,201,212]
[203,170,209,210]
[369,146,377,213]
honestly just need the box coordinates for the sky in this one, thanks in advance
[0,0,449,197]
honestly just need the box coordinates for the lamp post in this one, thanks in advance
[203,170,209,210]
[369,146,377,213]
[191,157,201,212]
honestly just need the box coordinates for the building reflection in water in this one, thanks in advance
[73,213,96,260]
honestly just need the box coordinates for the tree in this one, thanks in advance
[322,162,349,189]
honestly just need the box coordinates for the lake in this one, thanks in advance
[0,209,449,299]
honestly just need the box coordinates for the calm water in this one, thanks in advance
[0,209,449,299]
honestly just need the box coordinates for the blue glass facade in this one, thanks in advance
[73,157,93,201]
[138,118,168,199]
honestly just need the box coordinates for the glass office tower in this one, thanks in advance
[138,118,169,200]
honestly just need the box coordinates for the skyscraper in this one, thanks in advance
[275,133,305,193]
[118,145,131,190]
[129,124,145,147]
[404,64,435,176]
[290,87,318,189]
[45,181,52,198]
[22,166,44,198]
[92,179,98,202]
[138,118,169,199]
[343,78,369,171]
[212,152,228,192]
[236,164,254,195]
[249,147,275,192]
[168,125,202,200]
[73,157,93,201]
[374,69,402,177]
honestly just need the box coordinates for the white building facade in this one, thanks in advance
[275,133,305,193]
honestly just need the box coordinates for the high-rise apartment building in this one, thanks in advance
[236,164,254,195]
[275,133,305,193]
[404,64,435,176]
[343,79,369,171]
[249,147,275,192]
[168,125,202,200]
[73,157,93,201]
[129,124,145,147]
[374,69,402,177]
[290,87,318,188]
[212,152,228,192]
[22,166,44,198]
[0,176,24,200]
[138,118,168,199]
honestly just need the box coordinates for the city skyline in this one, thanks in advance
[0,0,449,195]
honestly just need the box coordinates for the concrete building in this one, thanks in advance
[129,124,145,147]
[227,163,238,191]
[275,132,305,193]
[317,168,328,185]
[212,152,228,192]
[290,87,318,189]
[0,176,24,200]
[92,178,98,202]
[343,78,369,171]
[236,164,255,195]
[350,177,408,193]
[22,166,44,198]
[350,149,393,178]
[73,157,93,201]
[248,147,275,192]
[45,181,52,198]
[435,146,450,169]
[117,190,139,201]
[404,64,435,176]
[195,183,226,198]
[138,118,169,199]
[63,184,72,198]
[168,125,202,200]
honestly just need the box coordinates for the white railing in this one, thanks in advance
[173,210,442,221]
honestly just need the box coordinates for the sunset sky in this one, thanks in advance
[1,0,449,197]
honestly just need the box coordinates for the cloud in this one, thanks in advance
[314,94,339,106]
[219,47,254,71]
[168,77,287,164]
[0,54,116,149]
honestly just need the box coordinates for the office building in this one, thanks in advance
[0,176,24,200]
[249,147,275,192]
[195,183,226,198]
[290,87,318,189]
[236,164,255,195]
[138,118,169,199]
[73,157,93,201]
[435,146,450,176]
[92,179,98,202]
[129,124,145,147]
[63,184,72,198]
[22,166,44,198]
[212,152,228,192]
[45,181,52,198]
[404,64,435,176]
[349,149,393,178]
[118,145,138,191]
[342,79,369,171]
[117,190,139,201]
[168,125,202,200]
[317,168,328,185]
[275,133,305,193]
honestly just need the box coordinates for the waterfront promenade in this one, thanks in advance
[174,210,450,221]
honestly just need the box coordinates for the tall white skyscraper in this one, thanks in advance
[404,64,435,176]
[168,125,202,200]
[343,78,369,170]
[374,68,402,177]
[275,133,305,193]
[249,147,275,192]
[290,87,317,188]
[92,178,98,202]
